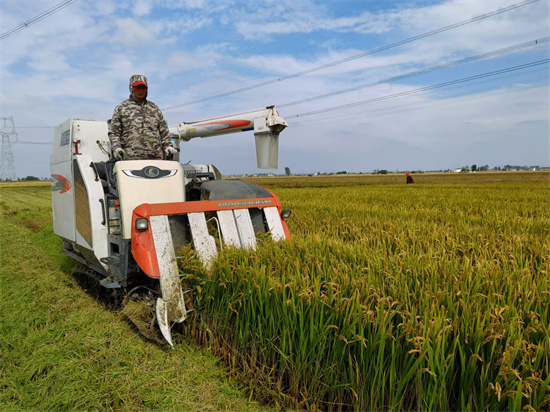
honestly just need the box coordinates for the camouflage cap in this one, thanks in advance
[129,74,148,91]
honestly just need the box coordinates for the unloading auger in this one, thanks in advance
[50,106,290,347]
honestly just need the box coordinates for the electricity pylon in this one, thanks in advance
[0,117,17,181]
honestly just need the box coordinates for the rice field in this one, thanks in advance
[1,172,548,411]
[178,172,550,411]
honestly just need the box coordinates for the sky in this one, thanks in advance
[1,0,548,178]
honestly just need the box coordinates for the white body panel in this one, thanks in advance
[73,155,109,256]
[51,119,110,252]
[214,209,259,251]
[217,210,241,248]
[51,119,110,164]
[150,215,188,348]
[188,212,218,269]
[264,206,286,241]
[233,208,257,250]
[51,119,73,164]
[115,160,185,238]
[51,119,77,241]
[51,160,75,241]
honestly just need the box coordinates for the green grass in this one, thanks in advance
[0,186,270,411]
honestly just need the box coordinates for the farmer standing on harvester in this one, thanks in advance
[108,74,178,160]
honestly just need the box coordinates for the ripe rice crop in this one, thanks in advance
[179,172,549,411]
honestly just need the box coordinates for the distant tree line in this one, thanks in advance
[458,164,543,172]
[0,176,48,182]
[3,164,547,182]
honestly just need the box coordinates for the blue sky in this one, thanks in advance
[1,0,548,178]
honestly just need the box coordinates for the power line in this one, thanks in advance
[286,59,549,119]
[290,74,549,126]
[13,39,547,131]
[15,126,55,129]
[163,0,540,111]
[18,76,547,139]
[278,37,549,108]
[16,64,548,131]
[14,141,51,145]
[0,0,80,41]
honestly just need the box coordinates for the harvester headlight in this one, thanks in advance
[135,218,149,231]
[281,209,292,220]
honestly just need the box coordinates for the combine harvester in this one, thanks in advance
[50,106,291,347]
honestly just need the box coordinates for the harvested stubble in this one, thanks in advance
[180,172,549,411]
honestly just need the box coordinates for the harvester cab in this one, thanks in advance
[50,106,290,347]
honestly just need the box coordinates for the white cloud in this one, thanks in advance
[392,0,548,56]
[150,16,212,36]
[79,0,123,16]
[165,50,224,71]
[133,0,154,17]
[235,8,399,40]
[157,0,210,9]
[111,18,158,45]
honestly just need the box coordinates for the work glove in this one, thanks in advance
[114,148,125,160]
[165,146,178,156]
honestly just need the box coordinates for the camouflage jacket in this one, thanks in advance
[108,96,171,160]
